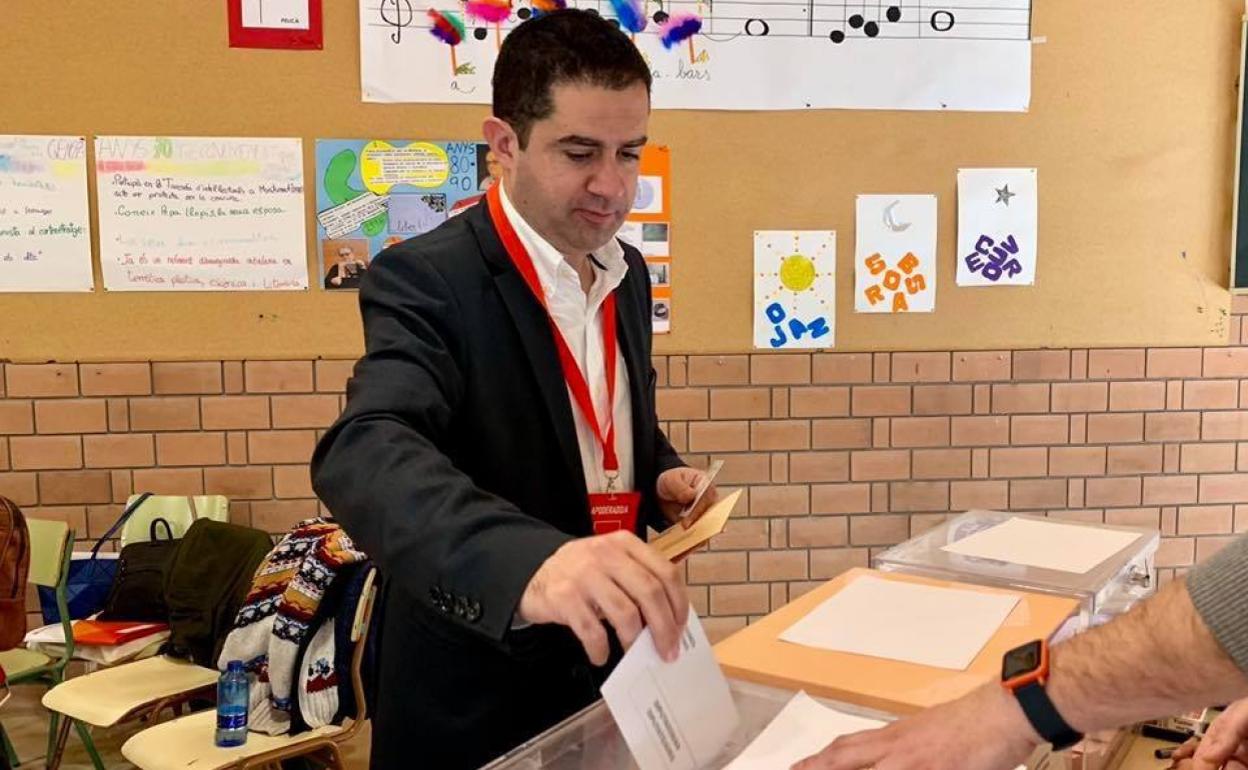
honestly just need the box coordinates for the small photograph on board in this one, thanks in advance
[646,261,670,288]
[652,298,671,333]
[753,230,836,349]
[322,239,370,291]
[633,175,664,214]
[956,168,1038,287]
[854,195,937,313]
[642,222,670,256]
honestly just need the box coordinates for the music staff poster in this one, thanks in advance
[361,0,1032,111]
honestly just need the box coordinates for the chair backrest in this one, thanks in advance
[24,519,77,662]
[347,568,377,724]
[119,495,229,548]
[25,520,71,589]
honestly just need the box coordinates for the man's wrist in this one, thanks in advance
[988,681,1046,747]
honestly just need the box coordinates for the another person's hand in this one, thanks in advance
[1170,699,1248,769]
[517,530,688,666]
[793,683,1040,770]
[657,466,718,528]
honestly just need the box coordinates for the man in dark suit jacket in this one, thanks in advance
[311,10,717,768]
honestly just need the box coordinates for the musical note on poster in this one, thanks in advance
[359,0,1033,110]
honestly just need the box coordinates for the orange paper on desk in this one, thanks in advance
[651,489,742,562]
[72,620,168,646]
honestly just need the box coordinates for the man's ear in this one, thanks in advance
[482,117,521,174]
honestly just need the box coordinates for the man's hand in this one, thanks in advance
[1170,700,1248,769]
[793,683,1040,770]
[657,466,718,529]
[517,530,689,666]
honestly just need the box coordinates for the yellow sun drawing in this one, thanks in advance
[780,253,817,292]
[760,233,832,306]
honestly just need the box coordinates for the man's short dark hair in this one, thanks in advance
[493,9,652,148]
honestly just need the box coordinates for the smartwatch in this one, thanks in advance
[1001,639,1083,751]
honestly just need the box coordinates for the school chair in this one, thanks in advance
[120,568,377,770]
[119,495,230,548]
[0,520,88,769]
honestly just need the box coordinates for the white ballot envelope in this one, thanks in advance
[601,607,739,770]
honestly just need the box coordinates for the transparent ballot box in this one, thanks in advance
[480,678,892,770]
[480,677,1096,770]
[873,511,1158,630]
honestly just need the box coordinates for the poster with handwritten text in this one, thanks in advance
[0,135,93,292]
[361,0,1031,111]
[854,194,936,313]
[754,230,835,349]
[95,137,308,291]
[956,168,1037,287]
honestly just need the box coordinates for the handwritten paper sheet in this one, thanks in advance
[780,575,1019,670]
[95,137,308,291]
[601,608,739,770]
[724,691,886,770]
[942,518,1141,574]
[360,0,1032,111]
[957,168,1038,286]
[0,135,93,292]
[854,195,937,313]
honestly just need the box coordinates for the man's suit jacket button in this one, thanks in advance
[454,596,469,618]
[466,600,482,622]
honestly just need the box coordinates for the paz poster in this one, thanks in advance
[753,230,835,349]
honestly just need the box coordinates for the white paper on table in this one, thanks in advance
[360,0,1032,112]
[956,168,1038,286]
[779,576,1019,670]
[95,136,308,291]
[941,518,1141,574]
[0,135,94,292]
[601,607,739,770]
[754,231,836,350]
[724,691,886,770]
[854,195,937,313]
[242,0,311,29]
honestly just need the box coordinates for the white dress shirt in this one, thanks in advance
[498,183,635,496]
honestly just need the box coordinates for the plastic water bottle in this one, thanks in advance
[215,660,249,747]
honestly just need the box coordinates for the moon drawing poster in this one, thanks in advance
[754,230,835,349]
[956,168,1037,287]
[854,194,937,313]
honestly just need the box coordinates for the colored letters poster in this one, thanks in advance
[956,168,1037,287]
[0,135,93,292]
[753,230,835,349]
[854,194,936,313]
[95,136,308,292]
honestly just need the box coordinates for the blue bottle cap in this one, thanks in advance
[226,660,244,673]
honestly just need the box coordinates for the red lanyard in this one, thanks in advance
[487,184,621,480]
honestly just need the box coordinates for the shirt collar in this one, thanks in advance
[497,180,627,304]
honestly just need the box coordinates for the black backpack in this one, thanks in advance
[97,518,181,623]
[161,519,272,667]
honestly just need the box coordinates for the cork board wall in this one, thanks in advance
[1,0,1241,362]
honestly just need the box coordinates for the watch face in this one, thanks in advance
[1003,640,1043,681]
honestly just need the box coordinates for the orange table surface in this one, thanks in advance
[714,567,1080,716]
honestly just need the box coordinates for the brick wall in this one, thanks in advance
[7,300,1248,639]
